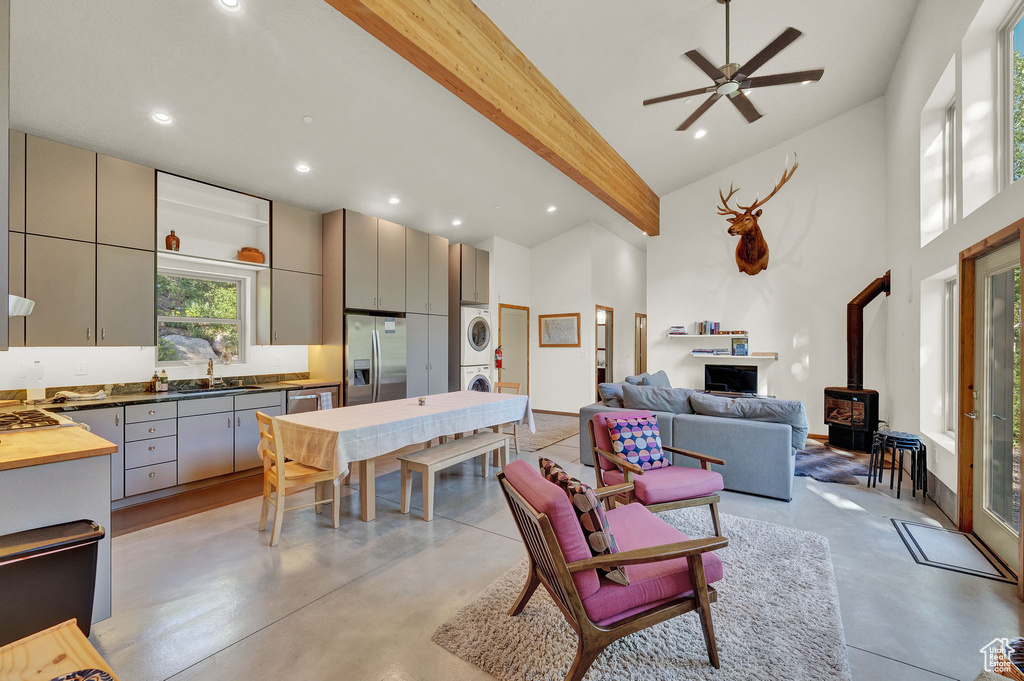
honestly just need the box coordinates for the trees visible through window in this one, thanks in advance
[157,272,244,364]
[1012,11,1024,181]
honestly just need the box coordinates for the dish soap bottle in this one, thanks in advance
[158,369,169,392]
[165,230,180,252]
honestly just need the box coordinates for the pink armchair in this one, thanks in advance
[589,410,725,536]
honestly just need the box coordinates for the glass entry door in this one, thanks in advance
[973,243,1021,565]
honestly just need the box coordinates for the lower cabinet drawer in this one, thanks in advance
[125,435,177,470]
[125,461,177,497]
[126,418,176,441]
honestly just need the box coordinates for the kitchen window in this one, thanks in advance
[157,269,246,365]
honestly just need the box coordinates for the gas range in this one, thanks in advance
[0,409,73,432]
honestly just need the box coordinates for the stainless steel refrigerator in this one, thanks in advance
[345,313,407,405]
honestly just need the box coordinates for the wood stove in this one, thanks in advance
[824,270,890,452]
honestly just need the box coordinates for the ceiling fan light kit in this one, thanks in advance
[644,0,825,131]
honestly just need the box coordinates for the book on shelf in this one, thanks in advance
[668,325,688,336]
[731,337,749,356]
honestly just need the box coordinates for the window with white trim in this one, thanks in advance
[1006,3,1024,182]
[942,98,959,231]
[943,277,959,435]
[156,269,247,365]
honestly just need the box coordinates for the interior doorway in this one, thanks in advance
[635,313,648,375]
[498,304,529,394]
[596,306,614,398]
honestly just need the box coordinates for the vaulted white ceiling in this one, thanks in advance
[11,0,918,250]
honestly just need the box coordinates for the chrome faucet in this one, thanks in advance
[205,359,223,389]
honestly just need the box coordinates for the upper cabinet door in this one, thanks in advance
[9,131,25,232]
[272,202,322,274]
[26,135,96,242]
[8,232,25,347]
[460,245,476,303]
[25,235,95,347]
[376,219,406,312]
[97,155,155,251]
[272,269,322,345]
[405,228,429,314]
[428,233,448,315]
[97,245,155,346]
[345,210,378,310]
[475,248,489,304]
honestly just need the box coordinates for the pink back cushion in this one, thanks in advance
[503,459,601,598]
[591,410,654,470]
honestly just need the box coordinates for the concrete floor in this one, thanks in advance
[90,434,1023,681]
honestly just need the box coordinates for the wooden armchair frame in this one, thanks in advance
[498,471,726,681]
[587,420,724,536]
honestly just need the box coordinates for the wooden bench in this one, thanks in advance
[399,431,511,521]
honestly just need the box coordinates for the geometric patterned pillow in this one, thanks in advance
[605,416,671,470]
[538,457,629,586]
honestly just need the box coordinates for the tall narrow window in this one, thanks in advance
[157,270,246,364]
[1010,9,1024,181]
[942,99,959,230]
[943,277,959,434]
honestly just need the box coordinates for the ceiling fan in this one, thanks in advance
[643,0,824,131]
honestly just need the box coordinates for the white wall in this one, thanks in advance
[647,99,890,431]
[592,225,647,386]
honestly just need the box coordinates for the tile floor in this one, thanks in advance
[90,434,1023,681]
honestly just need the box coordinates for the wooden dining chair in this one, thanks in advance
[255,411,341,546]
[493,381,522,459]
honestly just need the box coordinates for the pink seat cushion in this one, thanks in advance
[591,410,654,471]
[502,459,600,598]
[604,466,724,505]
[581,502,724,625]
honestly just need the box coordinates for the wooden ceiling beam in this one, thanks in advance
[323,0,660,236]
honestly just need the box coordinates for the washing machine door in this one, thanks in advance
[467,371,492,393]
[466,314,491,354]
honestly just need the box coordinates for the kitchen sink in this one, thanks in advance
[167,386,264,396]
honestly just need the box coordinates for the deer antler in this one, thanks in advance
[738,153,799,212]
[717,183,742,217]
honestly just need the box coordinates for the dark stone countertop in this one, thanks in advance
[41,382,299,413]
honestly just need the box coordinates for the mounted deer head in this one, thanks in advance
[717,154,799,276]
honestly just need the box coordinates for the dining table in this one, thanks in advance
[274,390,535,521]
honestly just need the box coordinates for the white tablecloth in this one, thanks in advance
[274,391,534,475]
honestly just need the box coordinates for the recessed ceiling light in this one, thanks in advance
[694,129,707,139]
[295,163,310,173]
[388,197,401,204]
[219,0,241,11]
[301,115,314,124]
[546,205,557,213]
[452,218,463,226]
[150,111,173,125]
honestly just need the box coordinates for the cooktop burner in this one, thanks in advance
[0,409,63,431]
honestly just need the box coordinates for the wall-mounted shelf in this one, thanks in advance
[158,197,270,227]
[158,251,268,272]
[692,353,778,362]
[668,334,744,338]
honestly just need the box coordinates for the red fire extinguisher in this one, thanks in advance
[495,345,503,369]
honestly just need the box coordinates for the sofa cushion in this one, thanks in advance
[621,384,697,414]
[640,369,672,388]
[581,502,724,625]
[688,392,808,451]
[597,382,626,407]
[624,372,651,386]
[539,457,629,586]
[604,466,724,505]
[590,410,655,471]
[502,460,600,598]
[606,416,671,470]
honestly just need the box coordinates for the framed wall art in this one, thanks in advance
[538,313,581,347]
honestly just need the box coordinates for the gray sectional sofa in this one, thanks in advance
[579,372,807,501]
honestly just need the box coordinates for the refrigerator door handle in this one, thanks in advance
[371,329,381,403]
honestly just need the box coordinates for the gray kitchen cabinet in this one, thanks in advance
[234,404,282,471]
[10,130,24,232]
[272,202,322,274]
[25,235,95,347]
[475,247,489,304]
[460,244,476,303]
[428,233,448,314]
[177,411,235,484]
[345,210,378,310]
[26,135,96,242]
[428,315,449,395]
[8,231,24,347]
[406,228,429,314]
[69,406,126,502]
[406,313,429,398]
[272,269,322,345]
[376,219,406,313]
[97,245,155,346]
[97,154,155,251]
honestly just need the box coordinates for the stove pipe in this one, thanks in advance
[847,270,891,390]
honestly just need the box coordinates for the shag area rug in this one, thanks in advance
[433,508,851,680]
[795,440,870,485]
[506,413,578,452]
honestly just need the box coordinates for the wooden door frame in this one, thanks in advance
[957,216,1024,599]
[596,306,614,402]
[498,303,530,394]
[634,313,647,375]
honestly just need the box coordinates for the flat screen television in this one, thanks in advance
[704,364,757,394]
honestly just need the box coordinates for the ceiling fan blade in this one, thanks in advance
[677,93,721,131]
[728,91,762,124]
[735,27,802,80]
[743,69,824,89]
[684,49,727,82]
[643,86,716,106]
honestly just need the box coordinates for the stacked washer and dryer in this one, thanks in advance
[460,306,495,392]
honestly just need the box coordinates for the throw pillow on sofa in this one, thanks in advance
[621,384,697,414]
[688,392,809,451]
[605,416,672,470]
[624,372,651,386]
[640,369,672,388]
[538,457,629,585]
[597,382,627,407]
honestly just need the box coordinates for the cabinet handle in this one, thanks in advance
[101,328,106,340]
[148,427,156,433]
[228,416,232,428]
[149,472,156,478]
[115,413,120,426]
[237,416,242,427]
[274,331,279,341]
[86,328,91,340]
[148,445,156,451]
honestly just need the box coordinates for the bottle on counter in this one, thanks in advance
[150,372,159,393]
[165,230,180,252]
[158,370,169,392]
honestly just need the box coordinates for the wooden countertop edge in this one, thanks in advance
[0,427,118,472]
